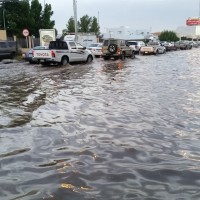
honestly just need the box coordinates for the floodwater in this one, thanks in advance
[1,49,200,200]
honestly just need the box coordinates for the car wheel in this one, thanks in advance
[114,56,119,60]
[131,51,135,59]
[121,53,125,60]
[41,62,48,66]
[10,52,15,59]
[87,55,93,63]
[108,44,117,54]
[103,56,110,60]
[154,50,158,55]
[61,56,68,66]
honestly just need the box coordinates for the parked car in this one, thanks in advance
[101,38,135,60]
[175,41,192,50]
[24,46,48,64]
[87,43,102,57]
[189,41,198,48]
[0,40,17,60]
[140,41,166,55]
[126,40,145,54]
[161,42,178,51]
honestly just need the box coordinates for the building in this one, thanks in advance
[102,26,156,41]
[176,25,200,39]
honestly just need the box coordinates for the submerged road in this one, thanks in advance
[0,49,200,200]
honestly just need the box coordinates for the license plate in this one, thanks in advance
[40,59,44,62]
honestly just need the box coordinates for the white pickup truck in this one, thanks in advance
[32,40,94,66]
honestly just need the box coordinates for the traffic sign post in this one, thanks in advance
[22,29,29,48]
[22,29,29,37]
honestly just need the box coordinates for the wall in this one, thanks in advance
[0,30,7,40]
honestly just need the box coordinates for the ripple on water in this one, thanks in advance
[1,50,200,199]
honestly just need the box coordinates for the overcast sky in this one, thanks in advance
[39,0,200,33]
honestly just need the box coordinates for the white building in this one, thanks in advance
[176,26,200,38]
[102,26,156,41]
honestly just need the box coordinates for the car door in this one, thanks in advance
[69,41,82,61]
[75,42,86,61]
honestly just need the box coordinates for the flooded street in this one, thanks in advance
[1,49,200,200]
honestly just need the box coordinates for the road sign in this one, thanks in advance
[22,29,29,37]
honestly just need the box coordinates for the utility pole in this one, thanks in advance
[73,0,78,42]
[199,0,200,18]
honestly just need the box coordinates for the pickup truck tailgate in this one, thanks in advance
[33,50,52,59]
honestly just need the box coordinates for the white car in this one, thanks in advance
[127,40,145,54]
[87,43,102,57]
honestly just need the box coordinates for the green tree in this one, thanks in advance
[29,0,43,37]
[40,4,55,30]
[0,0,54,37]
[90,16,100,35]
[66,16,75,33]
[78,14,92,33]
[159,30,179,42]
[0,0,31,36]
[64,15,100,35]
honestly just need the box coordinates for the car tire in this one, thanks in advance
[103,56,110,60]
[61,56,68,66]
[131,51,135,59]
[108,44,117,54]
[10,52,15,59]
[41,62,48,66]
[87,55,93,63]
[154,50,158,55]
[121,53,125,60]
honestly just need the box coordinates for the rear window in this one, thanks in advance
[49,41,68,49]
[128,41,137,45]
[103,40,117,46]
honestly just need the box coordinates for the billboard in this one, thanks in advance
[39,29,56,46]
[186,18,200,26]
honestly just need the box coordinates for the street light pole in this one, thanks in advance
[198,0,200,18]
[73,0,78,42]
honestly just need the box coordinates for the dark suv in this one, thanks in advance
[101,38,135,60]
[0,41,17,60]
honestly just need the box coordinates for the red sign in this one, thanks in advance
[186,18,200,26]
[22,29,29,37]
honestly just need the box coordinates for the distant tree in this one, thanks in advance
[159,30,179,42]
[66,16,75,33]
[40,4,55,31]
[64,15,100,36]
[90,16,100,35]
[0,0,54,37]
[29,0,43,37]
[62,29,68,36]
[0,0,31,36]
[78,14,92,33]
